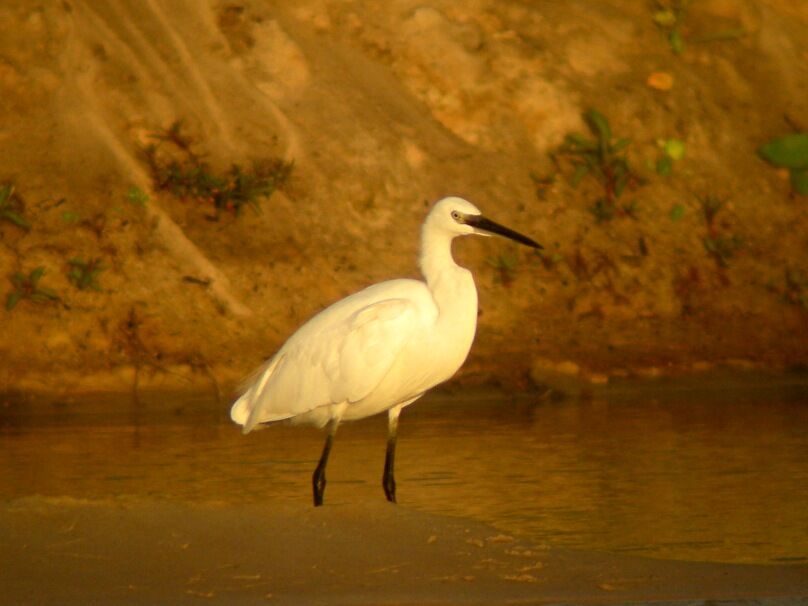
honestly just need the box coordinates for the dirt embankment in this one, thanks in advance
[1,1,806,395]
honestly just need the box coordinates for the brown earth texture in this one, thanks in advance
[1,0,807,395]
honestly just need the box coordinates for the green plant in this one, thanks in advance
[61,210,80,224]
[487,250,519,286]
[703,234,741,268]
[699,193,725,226]
[0,184,31,230]
[144,121,293,217]
[589,199,616,223]
[758,133,808,196]
[656,138,686,176]
[67,257,105,291]
[529,171,556,200]
[126,186,149,207]
[555,109,641,222]
[217,161,293,215]
[781,268,808,309]
[537,249,564,270]
[652,0,689,54]
[654,1,747,55]
[150,119,196,156]
[6,267,60,310]
[698,194,742,268]
[674,265,702,316]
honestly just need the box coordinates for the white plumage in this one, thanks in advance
[231,196,541,505]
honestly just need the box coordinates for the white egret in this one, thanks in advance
[231,197,541,506]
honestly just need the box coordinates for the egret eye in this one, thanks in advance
[451,210,462,222]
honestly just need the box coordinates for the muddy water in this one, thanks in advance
[2,377,807,565]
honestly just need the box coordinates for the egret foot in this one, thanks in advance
[312,423,336,507]
[382,476,396,503]
[312,465,327,507]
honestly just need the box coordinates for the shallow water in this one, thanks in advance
[2,377,807,564]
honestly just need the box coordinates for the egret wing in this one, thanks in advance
[332,298,418,402]
[239,298,418,430]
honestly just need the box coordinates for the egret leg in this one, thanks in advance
[383,406,402,503]
[313,421,338,507]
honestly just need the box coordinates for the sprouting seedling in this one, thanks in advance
[758,133,808,196]
[126,186,149,207]
[0,184,31,230]
[654,1,747,56]
[215,160,294,216]
[699,193,725,228]
[656,138,686,176]
[536,249,565,271]
[149,119,197,157]
[486,250,519,286]
[669,203,686,221]
[698,194,741,268]
[653,0,689,54]
[529,171,556,201]
[703,234,741,268]
[147,156,293,217]
[554,109,641,222]
[67,257,105,291]
[782,268,808,310]
[143,120,293,218]
[6,267,60,310]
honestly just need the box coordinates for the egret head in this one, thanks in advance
[428,196,542,249]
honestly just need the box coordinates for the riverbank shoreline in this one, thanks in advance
[2,496,807,605]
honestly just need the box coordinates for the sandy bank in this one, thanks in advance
[2,497,807,605]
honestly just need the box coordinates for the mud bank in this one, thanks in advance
[1,1,807,393]
[2,497,807,605]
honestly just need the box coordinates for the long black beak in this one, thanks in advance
[466,215,543,249]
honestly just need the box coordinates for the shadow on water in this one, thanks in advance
[1,373,807,565]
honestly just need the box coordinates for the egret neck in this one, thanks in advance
[419,216,479,356]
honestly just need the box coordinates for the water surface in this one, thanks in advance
[2,376,807,564]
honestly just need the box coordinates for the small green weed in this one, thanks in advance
[674,265,702,316]
[126,186,149,207]
[144,121,293,217]
[61,210,80,224]
[782,268,808,310]
[537,249,565,271]
[703,234,742,268]
[652,0,689,54]
[698,194,741,268]
[0,184,31,230]
[758,133,808,196]
[656,138,685,176]
[699,193,726,226]
[554,109,641,223]
[67,257,105,291]
[529,171,556,201]
[487,250,519,286]
[653,0,748,55]
[150,119,197,156]
[6,267,60,310]
[654,1,746,55]
[589,199,616,223]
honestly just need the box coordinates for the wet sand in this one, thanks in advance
[3,380,808,604]
[2,496,807,605]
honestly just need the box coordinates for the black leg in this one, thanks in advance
[383,434,397,503]
[313,422,337,507]
[382,407,401,503]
